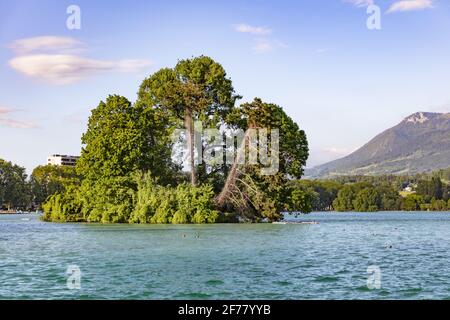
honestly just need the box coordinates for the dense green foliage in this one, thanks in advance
[77,95,179,184]
[39,56,311,223]
[0,159,30,210]
[332,183,402,212]
[292,171,450,212]
[416,177,448,202]
[138,56,239,186]
[42,173,219,223]
[219,98,310,221]
[130,173,219,224]
[288,180,340,211]
[30,165,80,208]
[1,160,82,211]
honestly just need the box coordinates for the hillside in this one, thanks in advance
[307,112,450,178]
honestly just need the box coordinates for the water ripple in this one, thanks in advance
[1,212,450,299]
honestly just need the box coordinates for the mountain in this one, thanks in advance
[306,112,450,178]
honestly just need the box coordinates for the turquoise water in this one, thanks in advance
[1,212,450,300]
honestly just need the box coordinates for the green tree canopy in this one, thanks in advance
[30,165,80,207]
[217,98,310,221]
[402,194,425,211]
[76,95,178,184]
[138,56,240,185]
[0,159,30,210]
[333,185,357,212]
[41,56,312,223]
[416,177,445,201]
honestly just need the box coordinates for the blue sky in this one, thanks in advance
[1,0,450,173]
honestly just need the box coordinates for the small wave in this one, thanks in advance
[273,280,292,286]
[205,279,224,286]
[400,287,423,297]
[355,285,371,292]
[313,276,339,283]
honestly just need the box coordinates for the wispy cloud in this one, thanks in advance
[233,23,272,35]
[115,59,153,72]
[7,36,152,85]
[0,106,14,115]
[253,39,288,53]
[344,0,374,7]
[387,0,434,13]
[9,54,151,85]
[0,118,38,129]
[253,39,273,53]
[8,36,83,54]
[233,23,286,53]
[0,106,37,129]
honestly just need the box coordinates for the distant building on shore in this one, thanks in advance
[47,154,80,167]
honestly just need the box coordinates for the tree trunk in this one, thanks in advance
[216,128,253,208]
[185,109,197,186]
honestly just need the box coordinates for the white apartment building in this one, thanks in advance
[47,154,80,167]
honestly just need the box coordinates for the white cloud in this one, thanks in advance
[387,0,434,13]
[344,0,374,7]
[233,24,272,35]
[7,36,152,85]
[116,59,153,73]
[8,36,83,54]
[9,54,152,85]
[253,39,273,53]
[252,39,288,53]
[0,106,14,114]
[0,118,38,129]
[0,106,37,129]
[233,24,286,54]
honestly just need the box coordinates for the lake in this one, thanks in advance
[1,212,450,300]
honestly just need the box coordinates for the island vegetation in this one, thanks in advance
[37,56,310,223]
[1,57,449,220]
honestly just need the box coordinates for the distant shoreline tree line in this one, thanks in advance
[0,160,79,211]
[290,169,450,212]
